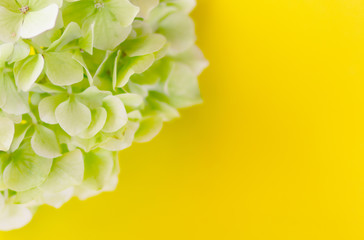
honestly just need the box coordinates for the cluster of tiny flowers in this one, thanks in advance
[0,0,207,231]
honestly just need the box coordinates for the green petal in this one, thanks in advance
[117,93,143,108]
[14,54,44,91]
[112,50,122,89]
[100,121,139,151]
[13,188,43,204]
[92,10,132,50]
[157,12,195,54]
[134,116,163,143]
[0,43,14,62]
[35,82,66,93]
[82,149,114,190]
[0,6,22,42]
[0,117,14,151]
[0,204,32,231]
[116,54,155,88]
[148,98,180,121]
[72,51,94,85]
[42,187,74,208]
[0,74,5,108]
[10,123,30,152]
[47,22,82,52]
[131,0,158,18]
[20,4,59,39]
[55,96,92,136]
[123,34,166,57]
[38,94,68,124]
[31,125,61,158]
[163,0,196,13]
[105,0,139,27]
[127,110,142,120]
[0,74,29,115]
[0,0,20,11]
[8,40,30,64]
[173,45,208,75]
[166,62,202,108]
[44,52,84,86]
[79,21,94,55]
[0,153,10,190]
[41,149,84,193]
[29,0,63,10]
[102,96,128,133]
[62,0,95,26]
[76,86,110,109]
[79,107,107,139]
[3,142,53,191]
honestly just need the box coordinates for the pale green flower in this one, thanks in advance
[0,0,62,42]
[0,0,208,231]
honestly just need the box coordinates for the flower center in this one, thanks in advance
[19,5,29,14]
[94,1,104,9]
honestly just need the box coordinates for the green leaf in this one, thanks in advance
[3,142,53,191]
[134,116,163,143]
[44,52,84,86]
[41,149,84,193]
[0,117,14,151]
[55,96,92,136]
[20,4,59,39]
[14,54,44,91]
[102,96,128,133]
[38,94,68,124]
[31,125,61,158]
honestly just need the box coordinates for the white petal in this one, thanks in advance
[20,4,59,39]
[0,204,32,231]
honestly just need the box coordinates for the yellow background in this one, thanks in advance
[4,0,364,239]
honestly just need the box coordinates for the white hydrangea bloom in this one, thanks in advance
[0,0,207,231]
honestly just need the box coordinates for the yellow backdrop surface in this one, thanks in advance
[3,0,364,239]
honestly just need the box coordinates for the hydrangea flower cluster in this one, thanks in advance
[0,0,207,231]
